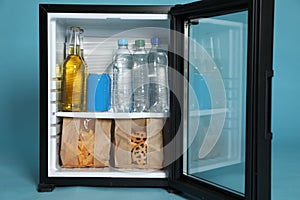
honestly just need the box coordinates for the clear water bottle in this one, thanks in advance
[132,39,149,112]
[148,37,169,113]
[112,39,133,112]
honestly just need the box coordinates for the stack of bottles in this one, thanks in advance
[112,38,169,113]
[60,28,170,113]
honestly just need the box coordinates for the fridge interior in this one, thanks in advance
[47,11,246,179]
[48,12,170,178]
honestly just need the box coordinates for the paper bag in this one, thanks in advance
[60,118,111,167]
[114,118,164,169]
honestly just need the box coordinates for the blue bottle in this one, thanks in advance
[86,73,111,112]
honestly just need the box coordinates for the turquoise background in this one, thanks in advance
[0,0,299,199]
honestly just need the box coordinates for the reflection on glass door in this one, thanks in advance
[183,11,248,194]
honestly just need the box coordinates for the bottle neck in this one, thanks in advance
[136,45,146,52]
[80,49,85,59]
[68,45,81,56]
[151,44,159,49]
[68,28,81,56]
[79,33,85,58]
[119,45,128,49]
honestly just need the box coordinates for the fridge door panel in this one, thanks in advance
[185,11,247,194]
[169,0,273,199]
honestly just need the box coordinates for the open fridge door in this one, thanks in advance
[168,0,274,199]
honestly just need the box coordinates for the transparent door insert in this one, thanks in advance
[183,11,248,194]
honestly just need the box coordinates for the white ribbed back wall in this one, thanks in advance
[83,36,169,74]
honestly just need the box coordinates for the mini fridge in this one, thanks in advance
[38,0,274,199]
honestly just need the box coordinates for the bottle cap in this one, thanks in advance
[71,26,81,32]
[151,37,161,45]
[135,39,145,47]
[118,39,128,46]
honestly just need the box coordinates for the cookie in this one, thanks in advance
[131,142,147,165]
[131,141,138,150]
[131,131,147,144]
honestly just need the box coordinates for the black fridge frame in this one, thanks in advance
[38,4,172,192]
[168,0,274,200]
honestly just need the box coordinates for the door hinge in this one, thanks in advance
[266,69,274,78]
[188,19,199,26]
[265,131,273,140]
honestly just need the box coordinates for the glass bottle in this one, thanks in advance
[79,28,88,111]
[61,26,85,112]
[132,40,149,112]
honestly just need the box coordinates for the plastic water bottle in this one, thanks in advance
[132,40,149,112]
[148,37,169,113]
[112,39,133,112]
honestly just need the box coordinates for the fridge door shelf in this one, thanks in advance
[189,108,228,117]
[188,156,241,174]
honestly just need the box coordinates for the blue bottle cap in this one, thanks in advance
[118,39,128,46]
[151,37,161,45]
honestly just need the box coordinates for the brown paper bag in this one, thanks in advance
[60,118,111,167]
[114,118,164,169]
